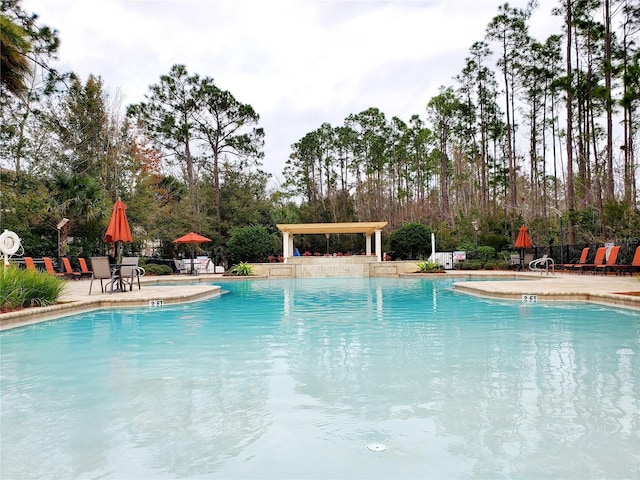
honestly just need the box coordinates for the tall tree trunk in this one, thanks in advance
[566,0,576,245]
[604,0,615,199]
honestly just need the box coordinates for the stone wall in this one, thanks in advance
[251,257,419,278]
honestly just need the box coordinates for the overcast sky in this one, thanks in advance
[22,0,561,185]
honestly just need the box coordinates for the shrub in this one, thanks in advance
[390,223,432,260]
[144,264,173,275]
[477,245,496,263]
[226,226,274,264]
[416,260,442,273]
[455,260,484,270]
[228,262,254,276]
[0,265,65,311]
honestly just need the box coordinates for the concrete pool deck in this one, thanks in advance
[1,270,639,330]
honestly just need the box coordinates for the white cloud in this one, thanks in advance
[21,0,561,180]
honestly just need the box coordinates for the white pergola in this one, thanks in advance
[276,222,388,262]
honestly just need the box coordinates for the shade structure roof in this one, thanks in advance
[277,222,388,236]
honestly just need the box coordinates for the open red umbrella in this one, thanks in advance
[104,198,132,261]
[173,232,212,274]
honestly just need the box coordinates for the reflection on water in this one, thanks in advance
[1,277,639,479]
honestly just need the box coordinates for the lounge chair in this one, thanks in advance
[578,246,607,274]
[529,254,554,275]
[612,245,640,276]
[89,256,118,294]
[78,258,93,279]
[42,257,64,277]
[61,257,81,280]
[593,245,620,275]
[23,256,37,272]
[558,247,589,272]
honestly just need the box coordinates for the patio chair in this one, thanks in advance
[42,257,64,278]
[577,246,607,274]
[119,257,142,291]
[507,253,521,270]
[593,245,620,275]
[89,256,118,294]
[61,257,81,280]
[612,245,640,276]
[173,258,185,274]
[558,247,590,272]
[23,256,37,272]
[78,258,93,279]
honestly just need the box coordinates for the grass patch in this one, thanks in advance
[0,265,66,312]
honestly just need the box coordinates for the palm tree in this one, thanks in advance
[0,14,31,97]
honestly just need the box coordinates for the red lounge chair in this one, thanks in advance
[78,258,93,279]
[23,256,37,272]
[578,247,607,274]
[559,247,589,272]
[612,246,640,276]
[42,257,64,277]
[61,257,81,280]
[593,245,620,275]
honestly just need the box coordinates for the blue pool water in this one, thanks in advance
[1,277,639,479]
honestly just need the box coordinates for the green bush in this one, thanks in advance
[226,226,274,264]
[144,264,173,275]
[477,245,496,263]
[0,265,65,311]
[389,223,432,260]
[483,260,503,270]
[455,260,484,270]
[228,262,254,276]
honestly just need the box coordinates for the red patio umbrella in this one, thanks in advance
[515,225,532,249]
[173,232,212,274]
[514,225,532,269]
[104,198,133,261]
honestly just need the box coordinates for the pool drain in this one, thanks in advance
[366,443,388,452]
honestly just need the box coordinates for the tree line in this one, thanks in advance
[1,0,638,262]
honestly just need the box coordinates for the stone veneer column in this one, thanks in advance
[282,232,289,262]
[375,229,382,261]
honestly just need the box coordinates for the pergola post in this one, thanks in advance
[375,229,382,262]
[365,234,372,256]
[282,232,289,262]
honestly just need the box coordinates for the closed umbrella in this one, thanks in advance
[515,225,532,269]
[173,232,212,274]
[104,198,133,262]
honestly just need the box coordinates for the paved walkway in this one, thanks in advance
[2,271,638,330]
[444,270,640,309]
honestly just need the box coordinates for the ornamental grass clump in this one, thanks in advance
[228,262,254,276]
[416,260,443,273]
[0,264,65,312]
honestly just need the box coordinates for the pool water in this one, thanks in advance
[1,277,639,479]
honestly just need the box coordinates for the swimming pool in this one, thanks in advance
[1,277,638,479]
